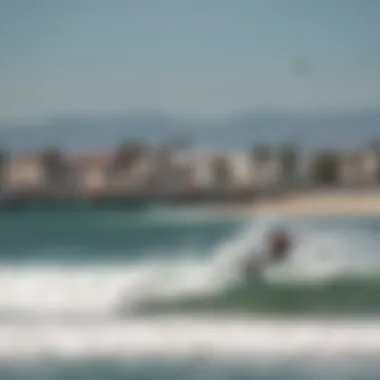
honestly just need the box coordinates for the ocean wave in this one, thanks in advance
[138,276,380,315]
[1,215,380,317]
[0,317,380,362]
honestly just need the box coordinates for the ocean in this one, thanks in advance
[0,207,380,379]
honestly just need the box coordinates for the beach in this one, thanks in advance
[222,191,380,216]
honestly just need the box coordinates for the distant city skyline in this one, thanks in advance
[1,0,380,122]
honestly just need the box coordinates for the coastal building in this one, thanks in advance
[250,146,302,189]
[143,150,177,190]
[140,150,194,191]
[4,156,45,191]
[251,156,282,188]
[187,150,266,190]
[359,150,380,186]
[338,150,380,187]
[7,145,380,202]
[106,143,148,191]
[69,153,110,194]
[191,151,238,189]
[108,154,154,190]
[229,152,254,187]
[297,154,315,187]
[338,152,361,187]
[189,152,216,188]
[277,146,300,185]
[166,151,194,189]
[69,149,194,195]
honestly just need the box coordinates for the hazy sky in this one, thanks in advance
[1,0,380,122]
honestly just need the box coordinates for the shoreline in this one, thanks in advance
[219,191,380,217]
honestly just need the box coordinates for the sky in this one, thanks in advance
[1,0,380,122]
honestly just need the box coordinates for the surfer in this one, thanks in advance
[240,229,293,278]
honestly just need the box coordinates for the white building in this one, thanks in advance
[228,152,254,186]
[360,151,380,185]
[251,157,282,187]
[184,150,253,188]
[337,150,380,187]
[69,153,110,193]
[5,156,45,190]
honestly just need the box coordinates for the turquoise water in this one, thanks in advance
[1,207,380,378]
[1,359,380,380]
[1,208,380,314]
[0,208,243,264]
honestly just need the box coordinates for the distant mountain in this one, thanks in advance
[1,109,380,154]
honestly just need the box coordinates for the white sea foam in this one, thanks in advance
[0,215,380,362]
[0,215,379,314]
[0,216,273,313]
[0,317,379,362]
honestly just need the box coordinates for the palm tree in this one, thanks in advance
[278,145,298,184]
[40,147,68,189]
[309,151,339,185]
[250,145,273,185]
[366,141,380,184]
[0,150,8,190]
[110,141,144,175]
[211,155,232,188]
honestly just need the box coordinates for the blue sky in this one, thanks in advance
[1,0,380,122]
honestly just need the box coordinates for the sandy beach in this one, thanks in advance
[223,191,380,216]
